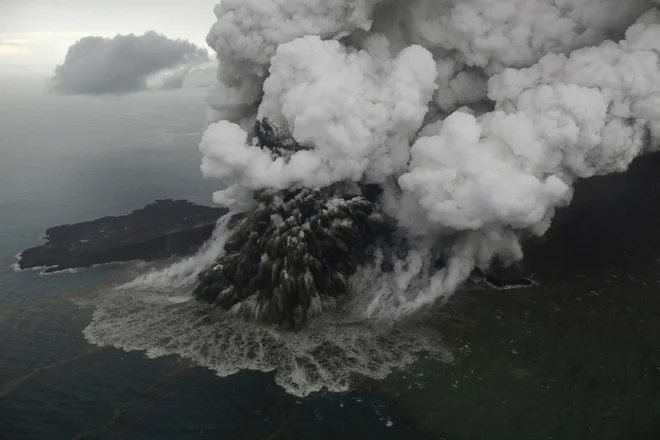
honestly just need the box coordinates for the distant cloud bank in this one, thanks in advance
[49,31,214,95]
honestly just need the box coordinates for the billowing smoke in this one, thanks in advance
[198,0,660,321]
[50,31,211,95]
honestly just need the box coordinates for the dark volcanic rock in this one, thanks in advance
[475,264,535,289]
[254,117,312,157]
[18,199,227,273]
[192,118,386,329]
[193,187,383,329]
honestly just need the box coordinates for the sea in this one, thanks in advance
[0,82,658,440]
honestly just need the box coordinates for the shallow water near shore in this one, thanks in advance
[1,87,659,439]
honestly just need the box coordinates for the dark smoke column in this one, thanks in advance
[196,0,660,323]
[194,120,384,329]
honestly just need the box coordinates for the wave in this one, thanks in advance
[83,285,452,397]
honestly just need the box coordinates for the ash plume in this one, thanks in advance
[50,31,210,95]
[196,0,660,323]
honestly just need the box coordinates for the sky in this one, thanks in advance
[0,0,218,77]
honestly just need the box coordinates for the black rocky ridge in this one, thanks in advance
[18,200,226,273]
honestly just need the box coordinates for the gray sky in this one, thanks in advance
[0,0,218,74]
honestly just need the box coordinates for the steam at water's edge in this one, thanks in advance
[199,0,660,316]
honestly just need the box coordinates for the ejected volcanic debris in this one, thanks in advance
[193,119,386,329]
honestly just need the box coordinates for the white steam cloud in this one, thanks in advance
[200,0,660,317]
[50,31,213,95]
[119,214,235,291]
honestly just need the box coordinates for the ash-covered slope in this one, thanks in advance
[194,187,383,329]
[193,120,387,329]
[18,199,226,273]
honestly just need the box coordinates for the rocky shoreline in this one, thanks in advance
[17,199,226,273]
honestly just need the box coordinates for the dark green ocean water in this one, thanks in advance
[1,87,658,439]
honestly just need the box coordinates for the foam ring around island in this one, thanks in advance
[83,285,453,397]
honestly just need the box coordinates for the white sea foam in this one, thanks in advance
[83,284,452,397]
[11,251,154,275]
[483,280,538,291]
[39,267,81,275]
